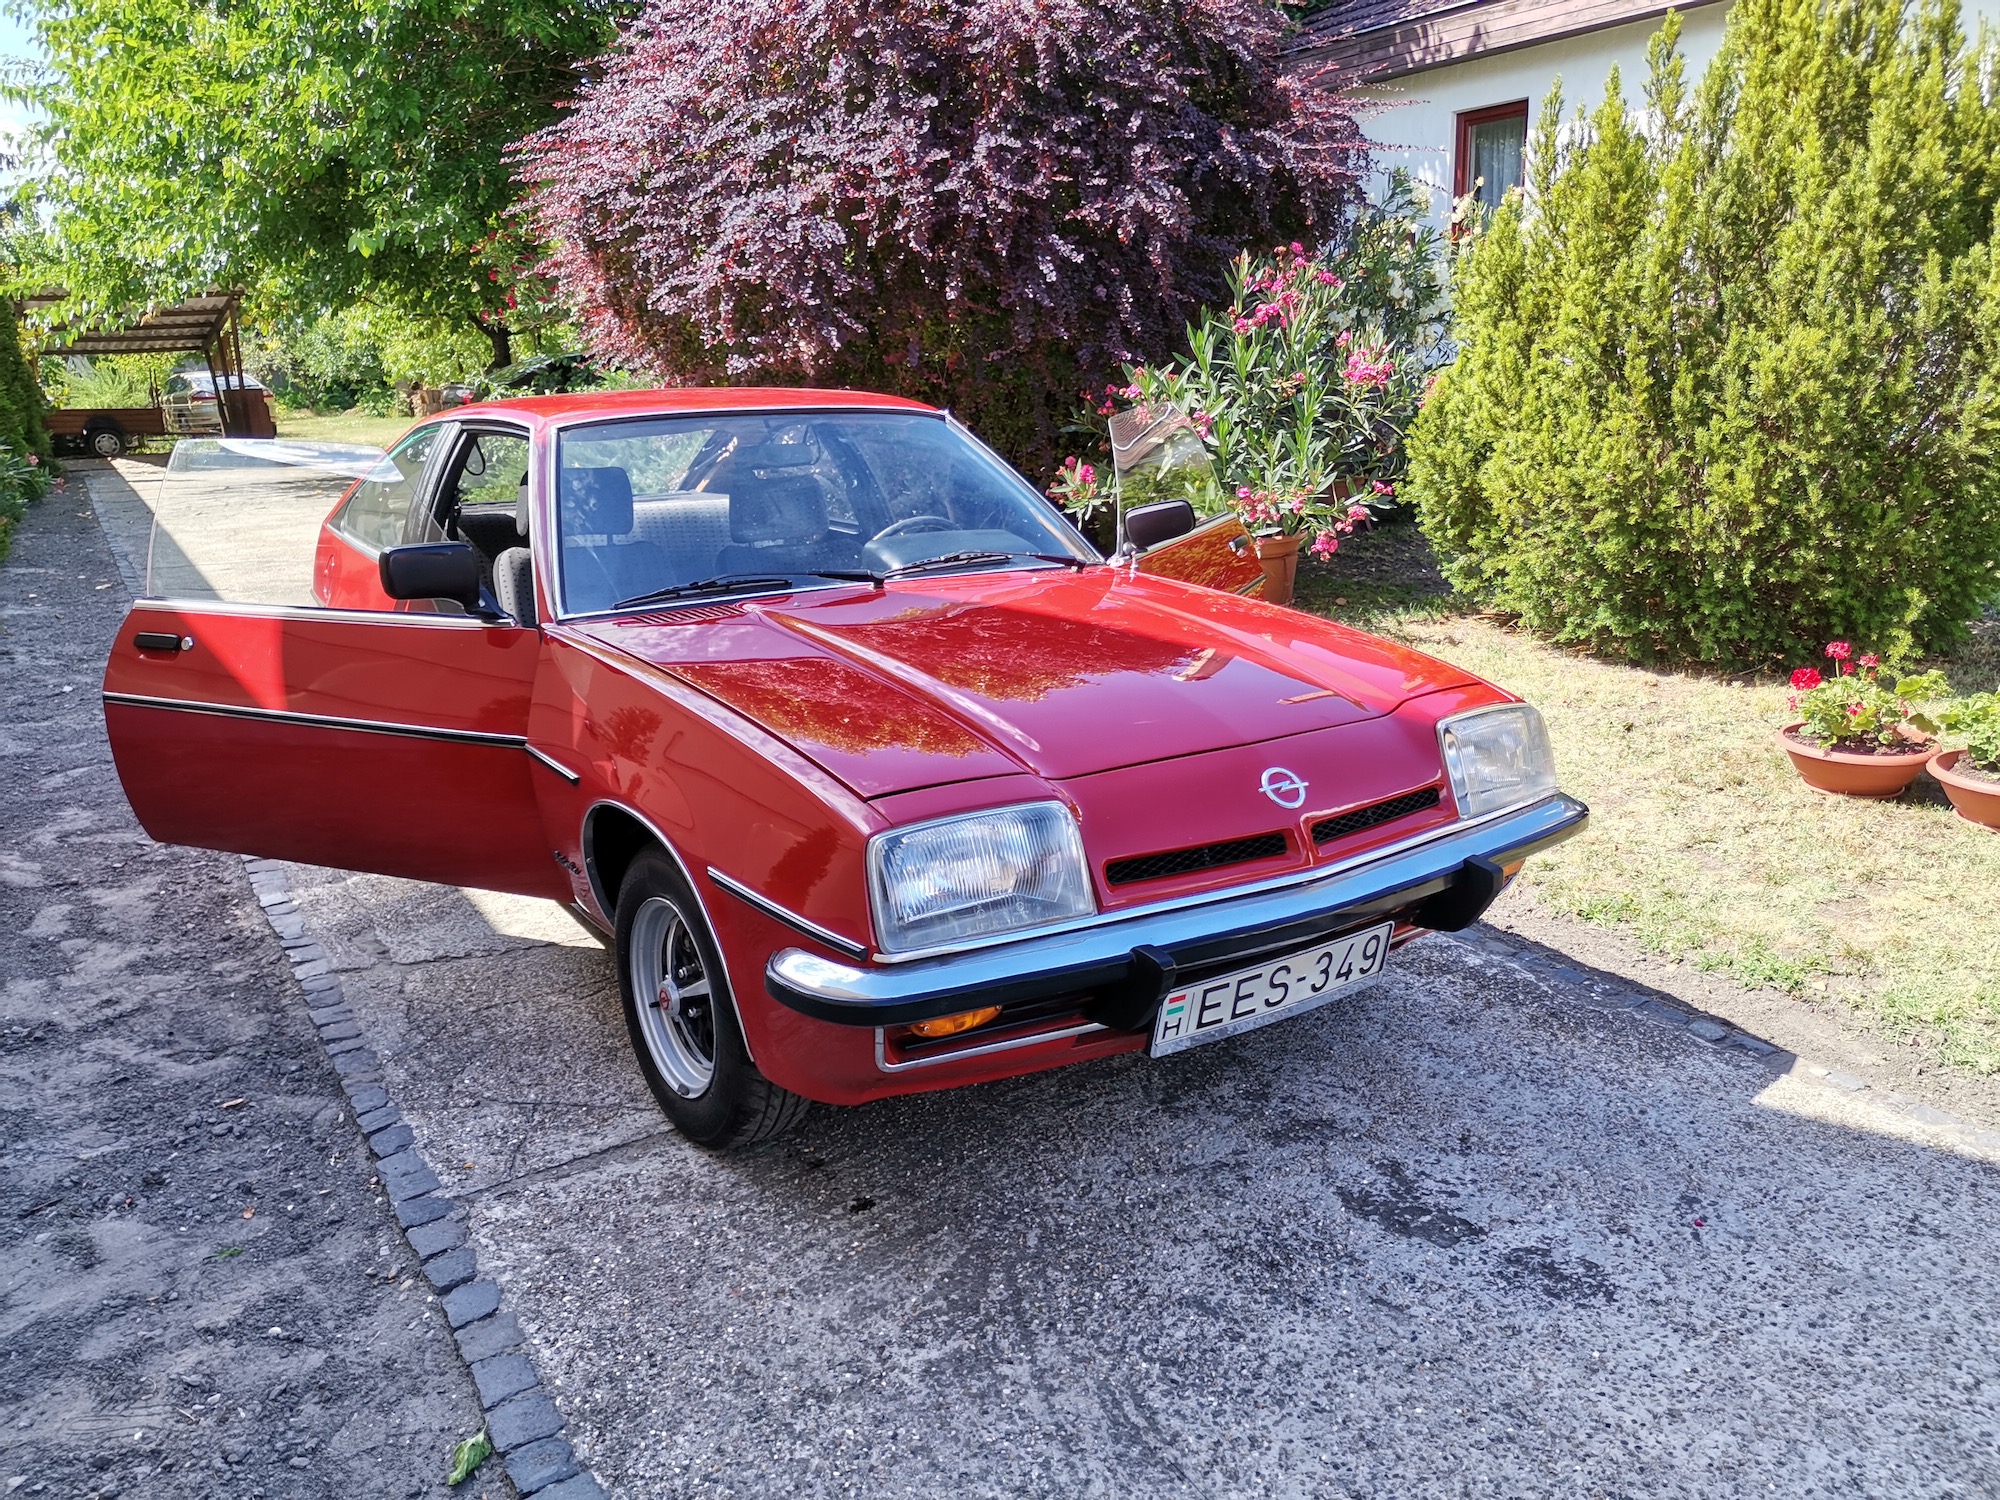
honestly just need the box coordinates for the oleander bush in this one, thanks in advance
[1408,0,2000,670]
[519,0,1367,473]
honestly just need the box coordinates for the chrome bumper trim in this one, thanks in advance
[766,792,1587,1027]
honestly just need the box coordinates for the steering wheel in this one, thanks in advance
[869,514,955,544]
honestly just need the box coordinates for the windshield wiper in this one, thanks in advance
[880,551,1085,580]
[613,570,881,610]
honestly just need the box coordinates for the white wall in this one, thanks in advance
[1352,0,2000,231]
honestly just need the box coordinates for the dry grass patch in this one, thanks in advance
[1298,522,2000,1073]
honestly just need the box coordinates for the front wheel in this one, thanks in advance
[88,426,125,457]
[614,849,811,1148]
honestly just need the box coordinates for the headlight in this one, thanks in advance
[1439,704,1558,819]
[868,801,1096,954]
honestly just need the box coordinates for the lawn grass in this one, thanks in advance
[1296,518,2000,1073]
[273,406,416,451]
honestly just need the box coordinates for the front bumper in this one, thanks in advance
[765,792,1588,1028]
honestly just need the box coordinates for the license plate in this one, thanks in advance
[1149,922,1394,1057]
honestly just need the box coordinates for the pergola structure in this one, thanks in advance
[25,288,270,437]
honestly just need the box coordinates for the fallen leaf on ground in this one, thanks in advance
[215,1246,244,1259]
[241,1207,254,1220]
[219,1098,247,1109]
[446,1430,491,1486]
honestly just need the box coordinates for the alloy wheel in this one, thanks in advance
[627,895,717,1097]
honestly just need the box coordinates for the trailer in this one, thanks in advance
[46,403,170,458]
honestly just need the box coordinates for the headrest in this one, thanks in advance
[732,473,827,545]
[560,466,634,537]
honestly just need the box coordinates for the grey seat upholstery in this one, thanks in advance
[493,547,536,627]
[628,494,732,579]
[558,466,672,612]
[715,473,851,575]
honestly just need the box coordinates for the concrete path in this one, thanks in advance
[0,472,514,1500]
[55,456,2000,1498]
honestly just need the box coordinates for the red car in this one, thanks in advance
[103,389,1586,1147]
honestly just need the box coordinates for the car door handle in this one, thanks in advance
[134,632,192,654]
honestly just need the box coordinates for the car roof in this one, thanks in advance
[448,386,941,428]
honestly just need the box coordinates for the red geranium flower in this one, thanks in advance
[1859,653,1879,668]
[1825,641,1852,660]
[1790,667,1822,691]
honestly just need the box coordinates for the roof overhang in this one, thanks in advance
[1288,0,1728,86]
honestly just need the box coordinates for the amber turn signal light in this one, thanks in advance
[907,1005,1002,1040]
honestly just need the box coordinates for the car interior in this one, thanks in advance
[550,412,1085,615]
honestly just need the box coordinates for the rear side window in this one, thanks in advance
[331,427,437,552]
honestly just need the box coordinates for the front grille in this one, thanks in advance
[1311,785,1443,846]
[1106,831,1289,887]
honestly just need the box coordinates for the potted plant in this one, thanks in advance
[1931,692,2000,830]
[1776,644,1946,797]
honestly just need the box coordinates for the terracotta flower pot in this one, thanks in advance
[1255,532,1301,606]
[1776,723,1933,798]
[1929,749,2000,831]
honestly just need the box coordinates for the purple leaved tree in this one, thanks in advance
[517,0,1366,470]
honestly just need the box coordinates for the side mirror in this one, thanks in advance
[1124,498,1198,551]
[379,542,484,613]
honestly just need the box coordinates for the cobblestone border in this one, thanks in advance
[1448,927,2000,1163]
[243,856,609,1500]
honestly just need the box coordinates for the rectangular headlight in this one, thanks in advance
[868,801,1096,955]
[1439,704,1558,820]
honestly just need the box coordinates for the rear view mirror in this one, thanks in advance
[379,542,483,612]
[1124,499,1198,551]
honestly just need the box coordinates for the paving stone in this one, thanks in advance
[1906,1103,1959,1129]
[1687,1019,1730,1043]
[472,1353,538,1409]
[325,1035,369,1057]
[423,1246,477,1293]
[307,1004,353,1027]
[346,1084,390,1113]
[529,1473,606,1500]
[394,1193,452,1229]
[369,1121,415,1157]
[299,973,341,995]
[378,1150,442,1202]
[291,957,330,979]
[1634,1001,1690,1027]
[356,1104,401,1134]
[1728,1033,1779,1057]
[317,1019,362,1042]
[455,1311,525,1362]
[280,936,320,954]
[1823,1070,1870,1093]
[503,1436,579,1493]
[407,1217,467,1260]
[268,915,305,940]
[486,1391,563,1452]
[443,1280,503,1329]
[331,1050,379,1080]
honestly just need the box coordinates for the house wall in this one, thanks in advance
[1349,0,2000,231]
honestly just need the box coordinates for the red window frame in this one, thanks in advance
[1453,100,1531,202]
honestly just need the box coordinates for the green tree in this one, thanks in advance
[0,297,51,462]
[16,0,626,367]
[1409,0,2000,669]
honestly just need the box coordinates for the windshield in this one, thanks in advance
[553,410,1096,615]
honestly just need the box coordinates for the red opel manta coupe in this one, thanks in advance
[102,389,1586,1147]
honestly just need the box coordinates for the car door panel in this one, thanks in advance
[104,601,569,899]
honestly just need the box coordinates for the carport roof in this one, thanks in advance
[23,289,243,358]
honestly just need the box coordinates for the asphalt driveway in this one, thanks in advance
[52,457,2000,1498]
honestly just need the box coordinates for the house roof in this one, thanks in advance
[1287,0,1725,83]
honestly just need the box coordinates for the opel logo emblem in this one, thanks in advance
[1260,766,1308,809]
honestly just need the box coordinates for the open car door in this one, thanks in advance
[101,438,569,900]
[1106,405,1267,597]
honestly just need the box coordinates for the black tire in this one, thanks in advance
[614,849,812,1148]
[87,425,125,457]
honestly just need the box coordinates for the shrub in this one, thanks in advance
[1408,0,2000,670]
[518,0,1366,473]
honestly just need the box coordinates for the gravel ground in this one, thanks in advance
[0,476,513,1500]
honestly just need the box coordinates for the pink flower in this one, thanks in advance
[1310,530,1340,559]
[1859,653,1879,668]
[1824,641,1852,661]
[1790,667,1822,691]
[1847,704,1863,717]
[1232,317,1254,335]
[1343,350,1394,387]
[1290,242,1304,256]
[1371,480,1394,496]
[1347,504,1370,521]
[1191,410,1213,439]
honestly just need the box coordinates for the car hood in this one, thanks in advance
[574,568,1478,797]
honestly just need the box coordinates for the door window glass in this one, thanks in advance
[331,427,438,553]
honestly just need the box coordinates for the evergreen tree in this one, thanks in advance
[0,298,52,465]
[1409,0,2000,668]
